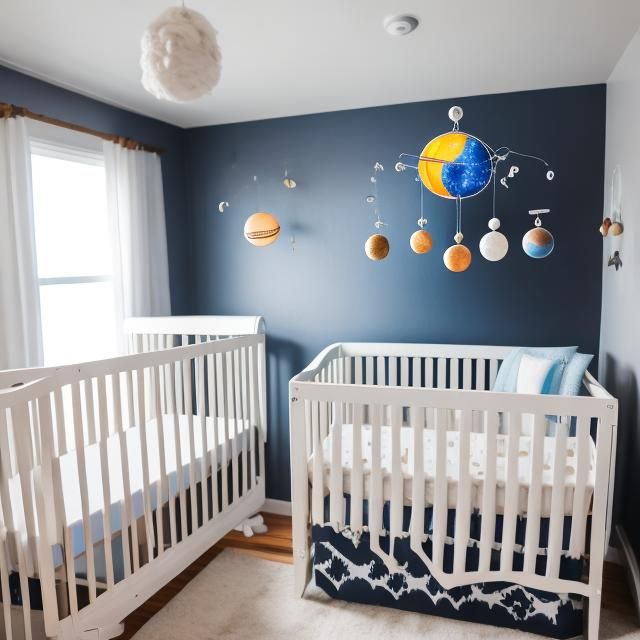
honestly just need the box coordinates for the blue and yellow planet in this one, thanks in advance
[418,132,492,199]
[522,227,554,258]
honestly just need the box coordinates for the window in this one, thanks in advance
[31,140,119,366]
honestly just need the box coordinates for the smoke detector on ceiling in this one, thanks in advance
[384,15,419,36]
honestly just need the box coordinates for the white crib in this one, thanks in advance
[0,316,267,639]
[289,343,617,639]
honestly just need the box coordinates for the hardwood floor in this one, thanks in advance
[120,513,636,638]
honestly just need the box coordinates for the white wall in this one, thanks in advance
[601,26,640,541]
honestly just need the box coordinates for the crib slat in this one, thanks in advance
[329,402,343,531]
[400,357,409,388]
[355,357,363,386]
[84,378,97,445]
[546,419,568,578]
[425,357,434,388]
[389,356,398,387]
[206,353,220,514]
[411,357,421,387]
[197,354,209,522]
[216,353,229,510]
[63,524,79,618]
[227,350,240,504]
[311,401,324,525]
[136,368,156,559]
[17,541,32,640]
[71,381,97,602]
[489,359,499,388]
[500,412,522,571]
[113,374,134,576]
[0,516,13,640]
[54,387,67,455]
[377,356,385,387]
[479,411,498,572]
[365,356,374,386]
[454,409,472,574]
[0,410,15,535]
[369,404,385,559]
[437,359,446,389]
[462,359,472,390]
[153,364,167,553]
[410,405,426,556]
[450,358,459,390]
[389,404,403,559]
[523,412,545,573]
[350,404,364,532]
[432,408,448,570]
[569,416,590,557]
[97,375,115,588]
[169,361,188,539]
[476,359,486,390]
[182,356,199,532]
[248,345,257,488]
[241,347,251,495]
[233,348,247,498]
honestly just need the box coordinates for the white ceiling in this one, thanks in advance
[1,0,640,129]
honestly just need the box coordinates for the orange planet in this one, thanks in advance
[410,230,433,254]
[443,244,472,272]
[244,212,280,246]
[365,234,389,261]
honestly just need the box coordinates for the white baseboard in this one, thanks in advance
[262,499,292,516]
[617,524,640,622]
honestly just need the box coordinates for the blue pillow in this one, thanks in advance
[492,346,578,393]
[558,353,594,396]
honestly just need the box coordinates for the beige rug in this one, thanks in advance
[132,549,640,640]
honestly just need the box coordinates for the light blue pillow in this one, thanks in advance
[558,353,594,396]
[492,346,578,393]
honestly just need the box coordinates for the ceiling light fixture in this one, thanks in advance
[384,15,419,36]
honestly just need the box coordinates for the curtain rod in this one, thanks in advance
[0,102,165,155]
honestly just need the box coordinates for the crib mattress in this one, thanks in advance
[56,413,252,529]
[308,423,595,517]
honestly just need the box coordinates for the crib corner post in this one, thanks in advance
[289,383,310,597]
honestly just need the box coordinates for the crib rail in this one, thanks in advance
[289,343,617,638]
[0,332,267,639]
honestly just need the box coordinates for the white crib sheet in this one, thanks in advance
[58,413,252,527]
[308,423,595,518]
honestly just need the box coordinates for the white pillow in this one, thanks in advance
[516,354,554,394]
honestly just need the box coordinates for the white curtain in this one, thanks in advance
[103,142,171,346]
[0,117,43,369]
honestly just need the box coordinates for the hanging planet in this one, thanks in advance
[365,234,389,261]
[410,229,433,254]
[418,132,492,199]
[443,244,472,272]
[522,227,554,259]
[479,230,509,262]
[244,212,280,247]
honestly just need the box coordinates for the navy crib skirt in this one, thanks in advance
[312,497,584,638]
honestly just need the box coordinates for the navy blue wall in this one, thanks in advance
[0,65,191,313]
[185,85,606,501]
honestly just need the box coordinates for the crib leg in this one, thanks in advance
[290,390,310,597]
[586,593,601,640]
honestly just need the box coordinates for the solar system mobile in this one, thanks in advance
[365,105,556,270]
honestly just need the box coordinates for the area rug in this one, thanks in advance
[131,549,640,640]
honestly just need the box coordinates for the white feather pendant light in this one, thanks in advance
[140,6,222,102]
